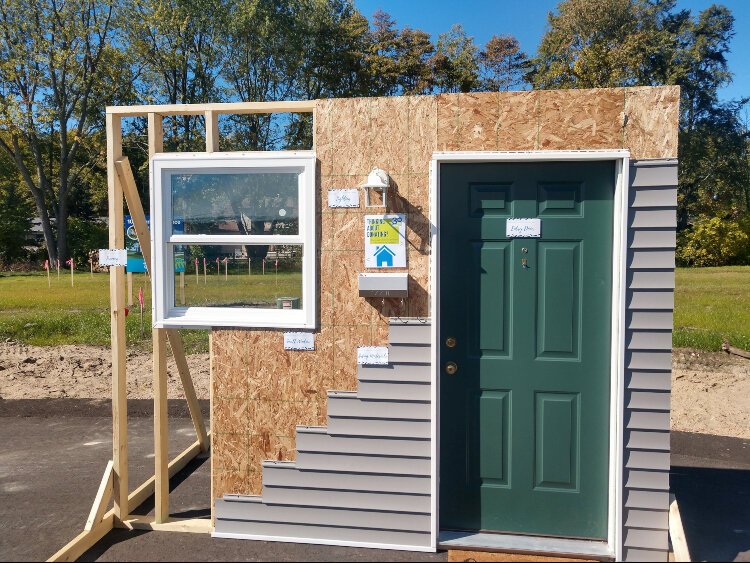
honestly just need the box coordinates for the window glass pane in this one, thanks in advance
[171,172,299,235]
[172,243,303,309]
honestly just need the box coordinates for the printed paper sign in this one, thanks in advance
[125,215,150,273]
[364,214,406,268]
[284,332,315,351]
[506,218,541,238]
[328,189,360,208]
[357,346,389,365]
[98,249,128,267]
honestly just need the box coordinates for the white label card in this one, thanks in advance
[98,249,128,266]
[506,218,541,238]
[357,346,389,365]
[284,332,315,351]
[328,189,360,208]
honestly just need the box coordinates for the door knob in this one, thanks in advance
[445,361,458,375]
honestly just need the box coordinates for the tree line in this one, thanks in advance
[0,0,747,267]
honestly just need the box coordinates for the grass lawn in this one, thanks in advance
[674,266,750,351]
[0,269,301,353]
[1,267,748,353]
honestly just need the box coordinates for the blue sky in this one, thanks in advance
[356,0,749,103]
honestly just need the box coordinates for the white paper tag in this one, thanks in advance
[357,346,389,365]
[98,249,128,266]
[328,189,360,208]
[506,218,541,238]
[284,332,315,351]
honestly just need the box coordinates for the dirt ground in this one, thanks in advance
[0,340,748,439]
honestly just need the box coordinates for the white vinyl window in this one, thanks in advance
[151,151,317,329]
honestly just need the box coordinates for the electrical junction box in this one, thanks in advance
[358,273,408,298]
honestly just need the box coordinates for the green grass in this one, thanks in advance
[0,271,221,353]
[1,267,748,352]
[674,266,750,351]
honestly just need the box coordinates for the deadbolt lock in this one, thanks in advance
[445,336,457,348]
[445,361,458,375]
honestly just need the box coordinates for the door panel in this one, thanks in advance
[439,161,614,539]
[479,390,510,487]
[537,242,580,359]
[534,392,579,490]
[473,242,510,356]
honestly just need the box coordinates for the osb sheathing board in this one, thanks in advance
[211,86,680,499]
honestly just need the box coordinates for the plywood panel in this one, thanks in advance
[371,96,410,175]
[409,95,437,174]
[330,97,371,176]
[497,90,539,151]
[538,88,625,151]
[625,86,680,159]
[437,93,461,151]
[458,92,499,151]
[212,87,678,504]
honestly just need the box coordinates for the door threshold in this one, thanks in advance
[438,531,614,561]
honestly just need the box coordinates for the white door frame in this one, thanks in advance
[428,150,630,560]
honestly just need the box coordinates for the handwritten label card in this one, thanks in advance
[328,189,360,208]
[506,218,541,238]
[98,249,128,267]
[284,332,315,351]
[357,346,389,365]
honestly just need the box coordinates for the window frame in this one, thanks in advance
[151,151,317,329]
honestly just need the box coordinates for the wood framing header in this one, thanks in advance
[105,100,316,117]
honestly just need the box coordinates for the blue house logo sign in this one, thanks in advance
[374,245,396,267]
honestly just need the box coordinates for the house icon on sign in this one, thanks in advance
[374,245,396,267]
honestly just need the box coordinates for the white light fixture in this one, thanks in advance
[362,167,390,208]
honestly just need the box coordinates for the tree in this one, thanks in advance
[530,0,749,260]
[432,24,480,93]
[125,0,229,152]
[0,0,126,263]
[530,0,678,89]
[395,27,435,95]
[223,0,305,151]
[366,10,402,96]
[480,35,530,91]
[0,152,33,264]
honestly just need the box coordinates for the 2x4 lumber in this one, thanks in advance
[107,100,315,117]
[148,112,164,156]
[165,329,209,451]
[118,140,208,458]
[47,514,114,563]
[153,327,169,523]
[205,110,219,152]
[84,461,114,532]
[670,494,692,562]
[120,515,212,534]
[48,438,207,563]
[106,112,128,521]
[123,436,206,515]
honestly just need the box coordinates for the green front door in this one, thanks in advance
[439,161,614,539]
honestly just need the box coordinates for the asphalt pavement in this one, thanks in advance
[0,399,747,562]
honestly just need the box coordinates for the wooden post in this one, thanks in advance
[127,272,133,306]
[153,327,169,523]
[205,110,219,152]
[106,112,128,522]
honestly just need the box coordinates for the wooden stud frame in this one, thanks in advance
[48,100,315,562]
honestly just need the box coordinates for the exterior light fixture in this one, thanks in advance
[362,167,390,208]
